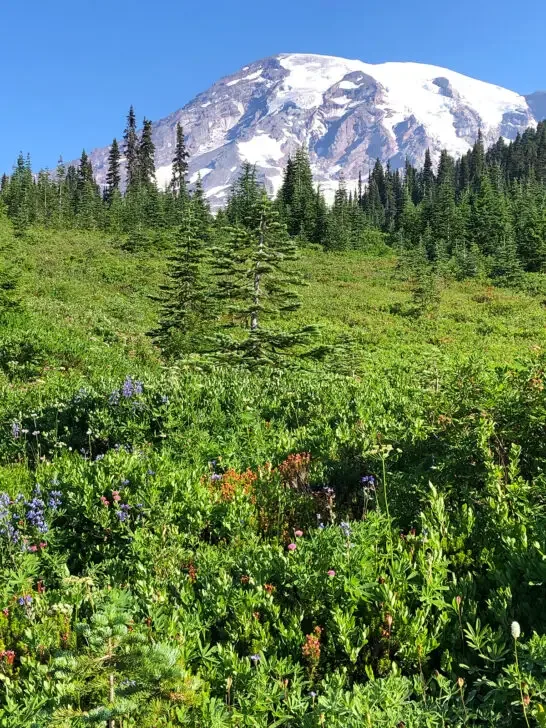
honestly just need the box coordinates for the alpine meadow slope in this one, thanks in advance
[82,52,541,207]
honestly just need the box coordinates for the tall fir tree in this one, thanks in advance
[123,106,139,188]
[76,150,101,228]
[105,139,121,203]
[151,198,211,355]
[170,122,189,198]
[277,147,317,242]
[225,163,262,229]
[212,191,320,367]
[137,119,156,188]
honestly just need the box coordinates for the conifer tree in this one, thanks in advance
[191,175,212,242]
[151,198,211,355]
[278,147,316,242]
[5,153,34,235]
[54,156,69,227]
[76,150,101,228]
[225,163,262,229]
[123,105,139,188]
[105,138,121,203]
[137,119,156,188]
[313,187,328,247]
[212,190,320,367]
[490,230,523,287]
[171,122,190,199]
[512,179,546,271]
[34,169,54,226]
[470,170,508,256]
[326,176,351,251]
[470,130,486,189]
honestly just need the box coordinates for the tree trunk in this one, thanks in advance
[251,214,265,331]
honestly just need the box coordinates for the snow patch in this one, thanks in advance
[226,70,264,87]
[332,96,351,106]
[243,70,263,82]
[155,164,173,190]
[201,102,212,108]
[272,54,361,111]
[339,80,359,90]
[190,167,213,183]
[238,134,285,166]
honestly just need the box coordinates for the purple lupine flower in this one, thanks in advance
[340,521,351,539]
[0,493,10,513]
[121,376,143,399]
[147,469,155,476]
[160,395,169,404]
[121,479,130,486]
[109,390,121,405]
[11,423,21,439]
[361,475,376,489]
[25,498,47,533]
[48,491,62,510]
[210,473,222,481]
[120,504,131,512]
[250,654,261,663]
[0,494,19,544]
[95,454,105,461]
[116,510,128,522]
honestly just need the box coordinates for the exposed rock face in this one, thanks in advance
[81,53,541,207]
[526,92,546,122]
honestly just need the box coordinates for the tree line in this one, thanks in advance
[2,108,546,361]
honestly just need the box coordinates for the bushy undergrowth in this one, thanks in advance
[2,229,546,725]
[0,360,546,726]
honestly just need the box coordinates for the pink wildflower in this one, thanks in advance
[100,496,110,507]
[327,570,336,577]
[112,491,121,503]
[287,543,297,551]
[294,529,303,537]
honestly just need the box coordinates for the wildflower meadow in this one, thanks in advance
[1,219,546,726]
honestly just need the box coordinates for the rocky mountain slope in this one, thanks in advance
[83,53,543,207]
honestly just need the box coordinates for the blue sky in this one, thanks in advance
[1,0,545,173]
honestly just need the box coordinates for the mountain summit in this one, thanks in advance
[86,53,542,206]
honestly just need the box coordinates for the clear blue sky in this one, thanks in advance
[1,0,545,174]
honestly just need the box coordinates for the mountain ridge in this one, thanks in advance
[80,53,544,207]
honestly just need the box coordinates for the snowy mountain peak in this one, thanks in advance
[84,53,540,207]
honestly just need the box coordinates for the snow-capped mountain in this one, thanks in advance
[83,53,542,207]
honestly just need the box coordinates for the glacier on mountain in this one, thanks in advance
[82,53,541,208]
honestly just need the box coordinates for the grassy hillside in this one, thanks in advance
[4,225,546,387]
[1,224,546,726]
